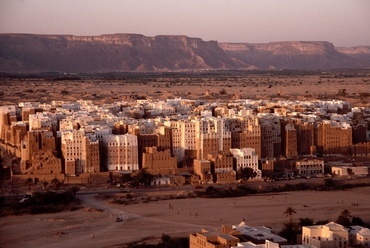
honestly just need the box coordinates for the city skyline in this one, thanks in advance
[1,0,370,47]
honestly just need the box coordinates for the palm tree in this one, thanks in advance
[340,209,351,219]
[337,209,352,226]
[284,207,297,223]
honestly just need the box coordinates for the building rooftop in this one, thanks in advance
[233,222,287,243]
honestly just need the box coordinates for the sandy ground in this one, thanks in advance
[1,187,370,248]
[0,74,369,107]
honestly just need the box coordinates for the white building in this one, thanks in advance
[151,177,171,186]
[232,240,311,248]
[61,129,100,175]
[295,159,324,177]
[103,134,138,172]
[302,222,349,248]
[331,166,369,177]
[232,222,287,244]
[181,119,200,150]
[198,117,232,157]
[164,120,185,163]
[200,110,212,117]
[238,109,254,117]
[61,130,85,175]
[230,148,261,179]
[29,112,57,131]
[148,101,176,116]
[349,226,370,247]
[232,240,279,248]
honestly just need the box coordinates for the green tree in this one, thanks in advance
[337,209,351,226]
[324,178,335,188]
[161,233,172,243]
[68,185,80,198]
[219,88,227,95]
[284,206,297,224]
[50,178,62,190]
[341,209,351,219]
[133,168,153,186]
[338,88,347,97]
[205,186,217,196]
[120,173,133,184]
[346,168,354,176]
[351,216,364,226]
[315,220,330,225]
[237,167,257,181]
[299,217,314,227]
[280,222,299,244]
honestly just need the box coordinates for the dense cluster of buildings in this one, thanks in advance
[1,97,369,183]
[190,221,370,248]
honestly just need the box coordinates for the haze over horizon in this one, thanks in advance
[1,0,370,47]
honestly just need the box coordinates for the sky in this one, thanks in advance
[0,0,369,47]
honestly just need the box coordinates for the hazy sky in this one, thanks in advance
[1,0,369,47]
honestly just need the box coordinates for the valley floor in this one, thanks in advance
[1,186,370,248]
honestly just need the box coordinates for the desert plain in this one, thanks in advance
[0,71,369,107]
[1,187,370,248]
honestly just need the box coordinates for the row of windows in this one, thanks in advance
[110,156,132,159]
[300,164,323,168]
[238,163,258,166]
[108,142,132,146]
[301,170,323,174]
[66,153,82,156]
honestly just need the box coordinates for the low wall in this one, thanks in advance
[12,174,65,184]
[0,143,21,158]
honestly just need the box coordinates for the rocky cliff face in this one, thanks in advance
[0,33,368,72]
[336,46,370,66]
[0,33,241,72]
[219,41,363,70]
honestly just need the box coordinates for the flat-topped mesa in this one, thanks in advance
[0,33,368,72]
[64,34,217,49]
[220,40,362,69]
[336,46,370,55]
[67,33,148,45]
[0,33,235,72]
[335,46,370,66]
[153,35,219,49]
[220,41,336,55]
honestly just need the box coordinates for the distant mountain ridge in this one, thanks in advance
[0,33,369,72]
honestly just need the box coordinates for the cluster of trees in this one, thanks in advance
[197,178,370,199]
[199,185,257,198]
[280,207,367,244]
[120,168,154,187]
[24,177,66,192]
[237,167,257,181]
[0,187,81,216]
[336,209,365,227]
